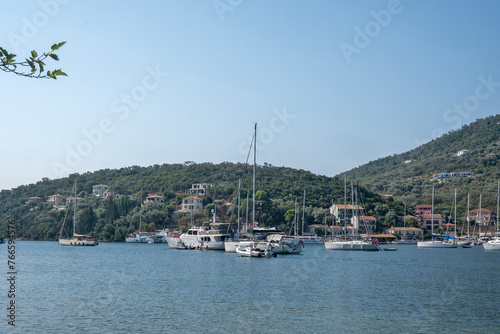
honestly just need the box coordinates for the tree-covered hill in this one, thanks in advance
[343,114,500,215]
[0,162,395,241]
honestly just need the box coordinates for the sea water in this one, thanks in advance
[1,241,499,333]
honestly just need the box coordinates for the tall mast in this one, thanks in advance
[431,186,435,240]
[301,189,306,236]
[246,190,249,234]
[454,188,457,239]
[237,179,241,237]
[343,175,347,237]
[467,193,470,238]
[140,188,143,233]
[73,179,77,236]
[189,189,193,227]
[479,194,482,235]
[252,123,256,231]
[497,181,499,232]
[403,203,406,240]
[351,181,355,236]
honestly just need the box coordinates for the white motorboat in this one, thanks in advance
[267,234,302,254]
[173,223,231,250]
[417,240,458,248]
[483,237,500,251]
[296,235,323,244]
[236,242,274,258]
[397,239,417,245]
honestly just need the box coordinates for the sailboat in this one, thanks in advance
[126,189,148,243]
[324,177,379,251]
[417,186,457,248]
[235,123,274,257]
[59,179,98,246]
[483,181,500,251]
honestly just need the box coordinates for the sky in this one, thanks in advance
[1,0,500,190]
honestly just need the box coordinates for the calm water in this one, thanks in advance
[1,241,499,333]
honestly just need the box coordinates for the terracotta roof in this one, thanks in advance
[27,196,43,199]
[356,216,376,220]
[469,209,493,214]
[422,214,444,219]
[332,204,364,210]
[93,184,109,187]
[390,227,421,231]
[367,234,397,238]
[416,205,432,209]
[49,194,64,197]
[146,195,164,198]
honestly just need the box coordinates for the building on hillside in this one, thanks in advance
[180,196,203,212]
[330,204,364,221]
[415,205,433,217]
[421,214,445,231]
[469,208,495,225]
[404,160,413,164]
[144,194,165,205]
[47,194,64,206]
[26,196,43,204]
[456,150,469,156]
[92,184,110,196]
[434,172,473,179]
[66,196,84,204]
[350,216,377,233]
[103,190,116,198]
[188,183,212,196]
[387,226,422,239]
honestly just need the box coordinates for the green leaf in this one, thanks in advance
[54,69,68,77]
[49,53,59,61]
[31,50,38,58]
[51,41,66,51]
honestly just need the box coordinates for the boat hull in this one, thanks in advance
[59,238,98,246]
[483,239,500,251]
[324,240,379,251]
[417,241,457,248]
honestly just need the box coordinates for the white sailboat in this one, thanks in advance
[483,181,500,251]
[417,186,457,248]
[59,179,98,246]
[324,177,379,251]
[125,189,148,243]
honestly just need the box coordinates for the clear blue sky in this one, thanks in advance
[1,0,499,190]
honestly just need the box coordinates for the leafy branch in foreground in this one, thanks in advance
[0,41,67,79]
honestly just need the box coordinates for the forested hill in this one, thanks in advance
[342,114,500,209]
[0,162,392,241]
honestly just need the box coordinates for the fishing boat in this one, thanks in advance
[483,182,500,251]
[417,187,457,248]
[125,189,148,243]
[59,179,98,246]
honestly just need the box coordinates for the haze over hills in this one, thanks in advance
[342,114,500,212]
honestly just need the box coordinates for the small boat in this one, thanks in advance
[236,242,275,258]
[381,247,398,251]
[125,189,148,243]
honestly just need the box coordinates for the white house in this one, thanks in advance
[47,194,64,206]
[144,194,165,205]
[180,196,203,212]
[93,184,110,196]
[330,204,364,221]
[350,215,377,233]
[456,150,469,156]
[188,183,212,195]
[388,227,422,239]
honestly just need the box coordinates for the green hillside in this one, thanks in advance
[0,162,396,241]
[343,114,500,215]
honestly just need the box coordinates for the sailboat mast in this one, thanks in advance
[73,179,77,236]
[431,186,435,240]
[351,181,355,236]
[237,179,241,237]
[252,123,256,231]
[246,190,249,234]
[343,175,347,237]
[454,188,457,238]
[479,194,482,235]
[140,188,143,233]
[403,204,406,240]
[467,193,470,238]
[497,181,499,232]
[301,189,306,236]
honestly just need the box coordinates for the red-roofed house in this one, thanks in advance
[421,214,445,230]
[144,194,165,205]
[469,208,495,225]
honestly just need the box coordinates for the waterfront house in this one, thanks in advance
[330,204,364,221]
[469,208,495,225]
[388,227,422,239]
[421,214,445,230]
